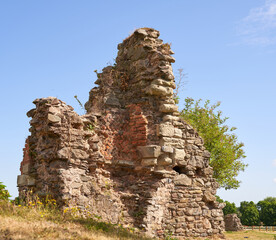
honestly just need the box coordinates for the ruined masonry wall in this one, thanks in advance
[18,28,225,239]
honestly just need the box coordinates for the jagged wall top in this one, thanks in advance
[85,27,176,113]
[18,28,225,239]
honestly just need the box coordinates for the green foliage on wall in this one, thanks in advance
[180,98,247,190]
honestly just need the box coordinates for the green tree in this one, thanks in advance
[0,182,11,201]
[239,201,259,226]
[216,196,237,215]
[257,197,276,226]
[223,201,238,215]
[180,98,247,189]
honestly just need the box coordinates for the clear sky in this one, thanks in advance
[0,0,275,206]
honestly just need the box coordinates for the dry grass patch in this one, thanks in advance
[0,215,111,240]
[0,200,153,240]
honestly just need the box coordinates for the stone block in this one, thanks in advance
[152,79,176,89]
[17,175,27,186]
[203,218,212,229]
[17,175,36,186]
[186,216,195,222]
[172,148,186,161]
[48,106,60,114]
[157,124,174,137]
[22,163,31,174]
[71,149,89,160]
[160,137,185,149]
[26,108,36,118]
[174,174,192,186]
[141,158,157,166]
[71,182,82,189]
[224,214,243,231]
[131,47,147,61]
[137,145,161,158]
[186,208,202,216]
[146,84,173,96]
[90,134,100,142]
[203,191,216,202]
[163,115,180,122]
[174,128,183,138]
[159,104,178,113]
[193,178,205,187]
[158,155,172,166]
[57,147,70,159]
[117,160,135,166]
[161,146,174,153]
[48,113,61,123]
[104,93,121,107]
[135,28,148,36]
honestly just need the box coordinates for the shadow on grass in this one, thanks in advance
[73,218,155,240]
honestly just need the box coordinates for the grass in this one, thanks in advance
[0,200,153,240]
[1,198,275,240]
[225,230,276,240]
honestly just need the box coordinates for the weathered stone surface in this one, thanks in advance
[137,145,161,158]
[161,146,174,153]
[158,155,172,166]
[17,175,35,186]
[224,214,243,231]
[163,115,180,122]
[172,148,186,161]
[174,174,192,186]
[152,79,176,89]
[146,84,173,96]
[157,124,174,137]
[174,128,182,138]
[48,113,61,123]
[141,158,157,166]
[203,191,217,202]
[159,104,178,113]
[21,163,31,174]
[18,27,225,240]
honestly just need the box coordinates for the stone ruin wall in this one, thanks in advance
[17,28,225,239]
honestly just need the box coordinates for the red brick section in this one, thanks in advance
[20,137,30,174]
[100,113,117,161]
[126,104,148,147]
[100,104,148,163]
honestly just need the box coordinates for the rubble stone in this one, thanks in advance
[18,27,225,239]
[224,214,243,231]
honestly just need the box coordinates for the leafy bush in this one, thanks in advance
[0,182,11,201]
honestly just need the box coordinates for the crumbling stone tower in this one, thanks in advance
[18,28,225,239]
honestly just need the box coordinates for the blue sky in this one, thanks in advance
[0,0,275,206]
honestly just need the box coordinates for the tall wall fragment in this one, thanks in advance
[18,28,225,239]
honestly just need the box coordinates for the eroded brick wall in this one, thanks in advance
[18,28,225,239]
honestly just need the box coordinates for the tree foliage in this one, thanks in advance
[180,98,247,189]
[0,182,11,201]
[216,196,237,215]
[239,201,259,226]
[257,197,276,226]
[223,201,238,215]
